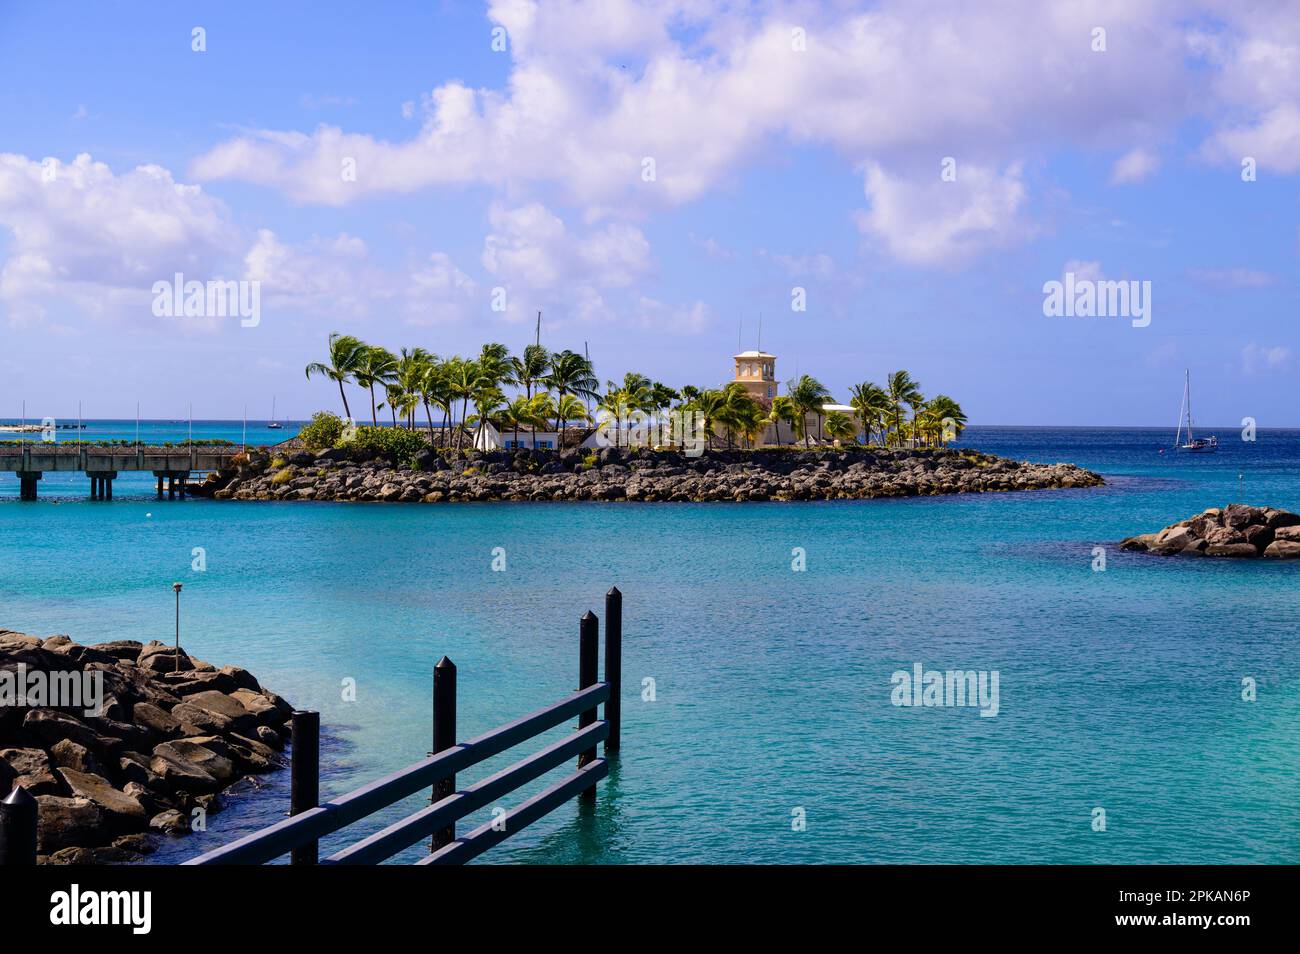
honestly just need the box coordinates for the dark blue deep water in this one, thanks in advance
[1,425,1297,863]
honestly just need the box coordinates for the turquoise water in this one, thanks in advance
[1,425,1297,864]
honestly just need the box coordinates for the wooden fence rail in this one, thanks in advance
[181,587,623,866]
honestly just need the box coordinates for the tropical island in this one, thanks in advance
[189,333,1104,503]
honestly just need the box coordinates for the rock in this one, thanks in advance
[36,795,106,851]
[230,689,280,724]
[111,832,156,855]
[1125,505,1300,560]
[255,725,284,750]
[49,739,104,776]
[169,702,234,735]
[0,747,61,796]
[153,739,237,785]
[137,641,193,673]
[183,690,259,731]
[1264,540,1300,558]
[148,743,220,793]
[131,701,182,738]
[22,709,115,753]
[1205,543,1259,558]
[149,809,189,834]
[55,768,147,827]
[218,665,261,692]
[90,640,143,661]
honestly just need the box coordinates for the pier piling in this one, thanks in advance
[578,610,599,802]
[431,656,457,851]
[605,587,622,754]
[0,786,37,865]
[290,710,320,865]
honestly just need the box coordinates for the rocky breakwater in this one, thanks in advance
[192,446,1104,503]
[1120,504,1300,558]
[0,631,292,863]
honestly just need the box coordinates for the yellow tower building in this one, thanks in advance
[733,350,777,401]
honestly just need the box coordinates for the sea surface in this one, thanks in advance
[1,423,1297,864]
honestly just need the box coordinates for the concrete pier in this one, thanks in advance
[3,446,237,502]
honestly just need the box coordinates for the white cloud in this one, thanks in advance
[186,0,1193,222]
[1109,147,1161,185]
[0,152,476,329]
[855,163,1033,266]
[0,152,236,326]
[1241,342,1293,374]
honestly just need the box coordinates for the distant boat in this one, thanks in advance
[1174,369,1216,453]
[267,396,284,430]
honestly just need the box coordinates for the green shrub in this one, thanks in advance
[340,425,427,467]
[580,452,598,471]
[298,411,347,450]
[270,467,296,486]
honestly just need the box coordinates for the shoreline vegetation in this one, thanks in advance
[192,444,1104,503]
[0,631,293,864]
[303,333,969,451]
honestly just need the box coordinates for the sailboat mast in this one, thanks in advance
[1185,369,1194,442]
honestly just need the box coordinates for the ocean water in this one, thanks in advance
[0,424,1297,864]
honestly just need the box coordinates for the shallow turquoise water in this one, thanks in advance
[1,426,1297,863]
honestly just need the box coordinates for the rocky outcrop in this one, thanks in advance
[191,446,1104,504]
[1120,504,1300,558]
[0,630,292,864]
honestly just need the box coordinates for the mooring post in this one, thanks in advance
[604,587,622,754]
[578,610,599,801]
[431,656,457,851]
[290,710,320,865]
[0,785,37,865]
[156,474,164,498]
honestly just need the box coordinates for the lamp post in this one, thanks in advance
[172,582,183,672]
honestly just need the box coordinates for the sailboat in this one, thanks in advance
[267,396,283,430]
[1173,369,1216,453]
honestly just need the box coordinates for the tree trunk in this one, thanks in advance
[337,379,352,420]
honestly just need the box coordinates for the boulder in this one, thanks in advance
[36,795,106,851]
[148,743,220,793]
[149,809,189,834]
[49,739,104,776]
[55,768,147,828]
[89,640,143,661]
[137,641,193,673]
[1264,540,1300,559]
[131,701,182,738]
[1205,543,1259,558]
[181,690,260,735]
[153,739,236,785]
[0,747,61,796]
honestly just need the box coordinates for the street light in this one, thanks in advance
[172,582,183,672]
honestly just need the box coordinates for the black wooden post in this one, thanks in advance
[0,785,37,865]
[604,587,622,754]
[290,710,319,865]
[431,656,457,851]
[578,611,598,801]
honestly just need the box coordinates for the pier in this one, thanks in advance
[0,446,242,501]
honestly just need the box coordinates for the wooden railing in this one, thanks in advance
[183,588,623,866]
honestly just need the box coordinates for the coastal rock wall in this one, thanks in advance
[1121,504,1300,558]
[192,446,1104,503]
[0,631,293,863]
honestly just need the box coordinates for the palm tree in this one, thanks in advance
[305,333,366,419]
[824,411,856,445]
[468,385,506,448]
[886,370,923,447]
[788,375,831,447]
[544,350,599,446]
[445,357,484,451]
[510,343,550,448]
[849,381,890,446]
[924,395,967,446]
[688,388,728,450]
[768,395,798,447]
[553,394,590,436]
[353,345,398,426]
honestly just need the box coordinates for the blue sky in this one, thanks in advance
[1,0,1297,425]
